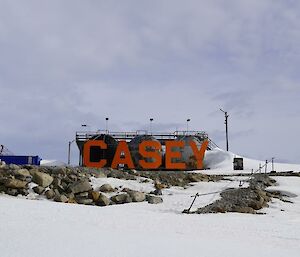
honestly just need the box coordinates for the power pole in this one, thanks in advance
[220,109,229,151]
[149,118,153,134]
[105,117,109,133]
[68,139,75,165]
[186,118,191,133]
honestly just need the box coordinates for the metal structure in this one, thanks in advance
[0,144,41,165]
[128,135,162,169]
[220,109,229,151]
[0,144,14,155]
[173,136,203,169]
[75,130,217,166]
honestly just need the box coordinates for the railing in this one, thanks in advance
[76,130,209,143]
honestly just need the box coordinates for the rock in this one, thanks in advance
[33,186,45,195]
[18,188,29,196]
[154,181,168,190]
[6,188,18,196]
[89,191,100,202]
[15,168,31,177]
[76,198,94,205]
[51,167,67,176]
[93,172,107,178]
[32,171,53,187]
[76,192,89,198]
[68,180,92,194]
[99,184,116,193]
[127,190,146,202]
[146,195,163,204]
[45,189,55,199]
[54,194,68,203]
[0,185,6,192]
[211,206,226,213]
[232,206,255,214]
[96,193,110,206]
[9,164,19,170]
[110,193,132,204]
[150,189,162,195]
[5,178,28,189]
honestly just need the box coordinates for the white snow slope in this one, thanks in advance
[1,148,300,257]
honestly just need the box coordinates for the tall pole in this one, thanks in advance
[105,117,109,133]
[150,118,153,134]
[68,139,75,165]
[186,118,190,133]
[220,109,229,151]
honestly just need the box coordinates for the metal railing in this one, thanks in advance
[76,130,209,143]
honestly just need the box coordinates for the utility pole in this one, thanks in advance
[68,139,75,165]
[105,117,109,133]
[220,109,229,151]
[186,119,191,133]
[149,118,153,134]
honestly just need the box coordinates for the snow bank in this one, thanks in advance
[40,159,67,166]
[203,148,300,175]
[0,176,300,257]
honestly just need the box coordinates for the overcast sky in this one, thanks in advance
[0,0,299,165]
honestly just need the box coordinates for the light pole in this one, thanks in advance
[81,124,90,130]
[186,119,191,133]
[68,139,76,165]
[105,117,109,133]
[150,118,153,134]
[220,108,229,151]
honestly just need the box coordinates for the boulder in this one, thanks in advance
[110,193,132,204]
[89,191,100,202]
[32,171,53,187]
[146,195,163,204]
[6,188,18,196]
[45,189,55,199]
[15,168,31,178]
[96,193,110,206]
[9,164,19,170]
[69,180,92,194]
[150,189,162,195]
[18,188,29,196]
[76,198,94,205]
[5,179,28,189]
[99,184,116,193]
[76,192,89,198]
[127,190,146,202]
[54,194,68,203]
[33,186,45,195]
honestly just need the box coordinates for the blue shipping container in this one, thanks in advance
[0,155,41,165]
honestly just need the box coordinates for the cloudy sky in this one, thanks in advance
[0,0,299,165]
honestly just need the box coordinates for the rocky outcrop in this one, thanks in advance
[190,174,278,214]
[0,164,161,207]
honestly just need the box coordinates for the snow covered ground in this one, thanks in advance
[203,147,300,174]
[1,148,300,257]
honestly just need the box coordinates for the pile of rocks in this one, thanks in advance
[190,174,284,214]
[138,170,222,188]
[0,164,163,206]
